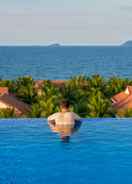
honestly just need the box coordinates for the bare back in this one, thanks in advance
[48,112,80,125]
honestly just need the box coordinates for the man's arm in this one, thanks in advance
[72,112,82,131]
[48,113,57,121]
[48,113,58,128]
[73,112,81,120]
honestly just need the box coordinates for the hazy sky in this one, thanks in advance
[0,0,132,45]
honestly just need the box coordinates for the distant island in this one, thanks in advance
[48,43,61,47]
[122,41,132,47]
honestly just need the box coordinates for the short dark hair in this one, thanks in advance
[59,100,70,109]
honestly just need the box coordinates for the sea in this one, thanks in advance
[0,46,132,80]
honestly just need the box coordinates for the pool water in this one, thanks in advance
[1,118,132,184]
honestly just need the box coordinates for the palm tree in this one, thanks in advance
[0,108,16,118]
[89,74,107,92]
[106,77,128,97]
[65,75,90,90]
[87,90,115,117]
[0,80,13,87]
[12,76,36,104]
[30,81,62,117]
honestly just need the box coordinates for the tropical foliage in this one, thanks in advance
[29,81,62,117]
[0,75,132,118]
[0,108,16,118]
[9,76,36,104]
[117,109,132,117]
[105,77,132,97]
[0,80,13,88]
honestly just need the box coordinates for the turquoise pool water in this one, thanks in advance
[1,118,132,184]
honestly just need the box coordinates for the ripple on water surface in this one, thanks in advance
[0,118,132,184]
[1,46,132,79]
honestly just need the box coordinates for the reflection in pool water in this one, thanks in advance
[48,120,82,142]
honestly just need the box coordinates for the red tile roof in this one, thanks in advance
[0,87,8,95]
[112,86,132,110]
[0,94,31,116]
[34,80,65,89]
[34,80,44,89]
[112,92,128,103]
[51,80,65,87]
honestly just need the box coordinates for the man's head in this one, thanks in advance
[59,100,70,112]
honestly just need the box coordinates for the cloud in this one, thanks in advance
[120,5,132,12]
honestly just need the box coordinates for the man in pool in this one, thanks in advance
[48,100,81,142]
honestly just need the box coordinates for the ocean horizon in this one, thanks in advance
[0,46,132,80]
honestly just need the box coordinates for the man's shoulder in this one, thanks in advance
[71,112,81,119]
[50,112,60,116]
[66,112,80,117]
[70,112,79,115]
[48,112,59,120]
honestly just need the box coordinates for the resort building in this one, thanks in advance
[34,80,44,90]
[0,87,31,116]
[34,80,65,95]
[35,80,65,88]
[111,86,132,111]
[52,80,65,87]
[0,87,9,95]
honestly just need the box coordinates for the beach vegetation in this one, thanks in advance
[29,81,62,117]
[10,76,36,104]
[0,75,132,118]
[0,108,16,118]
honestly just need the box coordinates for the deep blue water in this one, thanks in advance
[1,118,132,184]
[0,46,132,79]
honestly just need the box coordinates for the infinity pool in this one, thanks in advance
[1,118,132,184]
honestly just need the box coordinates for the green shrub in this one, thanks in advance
[0,108,16,118]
